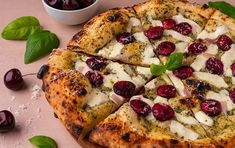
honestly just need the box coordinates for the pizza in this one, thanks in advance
[41,0,235,147]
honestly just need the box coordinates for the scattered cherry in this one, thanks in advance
[85,71,103,87]
[0,110,15,133]
[130,99,151,116]
[116,32,135,45]
[4,69,24,91]
[188,42,207,55]
[229,88,235,104]
[231,63,235,76]
[156,85,176,98]
[156,41,175,56]
[152,103,174,121]
[37,65,49,79]
[206,57,224,75]
[145,26,164,40]
[161,18,176,30]
[173,66,194,79]
[201,99,222,116]
[174,22,192,35]
[113,81,136,98]
[86,57,106,71]
[216,35,233,51]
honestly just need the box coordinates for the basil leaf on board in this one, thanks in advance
[29,135,57,148]
[1,16,41,40]
[165,52,183,70]
[24,30,60,64]
[150,64,166,76]
[208,1,235,19]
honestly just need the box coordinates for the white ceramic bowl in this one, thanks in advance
[42,0,99,25]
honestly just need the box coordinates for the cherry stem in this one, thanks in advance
[22,73,37,77]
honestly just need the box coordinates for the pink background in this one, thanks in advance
[0,0,234,148]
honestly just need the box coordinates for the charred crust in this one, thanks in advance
[202,4,209,9]
[54,112,58,118]
[72,125,83,136]
[121,133,130,142]
[76,88,87,96]
[107,13,121,22]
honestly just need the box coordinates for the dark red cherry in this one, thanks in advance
[174,22,192,35]
[156,85,176,98]
[145,26,164,40]
[173,66,194,79]
[161,18,176,30]
[152,103,174,121]
[201,99,222,116]
[229,88,235,104]
[116,32,135,45]
[188,42,207,55]
[231,63,235,76]
[85,71,103,87]
[62,0,80,10]
[216,35,233,51]
[113,81,136,98]
[79,0,95,8]
[156,41,176,56]
[130,99,151,116]
[206,57,224,75]
[45,0,62,9]
[4,69,24,91]
[37,65,49,79]
[86,57,106,71]
[0,110,15,133]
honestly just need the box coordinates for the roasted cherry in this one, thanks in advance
[201,99,222,116]
[231,63,235,76]
[4,69,24,91]
[0,110,15,133]
[130,99,151,116]
[156,85,176,98]
[174,22,192,35]
[152,103,174,121]
[216,35,233,51]
[173,66,194,79]
[188,42,207,55]
[156,41,175,56]
[229,88,235,104]
[113,81,136,98]
[206,57,224,75]
[145,26,164,40]
[37,65,49,79]
[161,18,176,30]
[116,32,135,45]
[86,57,106,71]
[85,71,103,87]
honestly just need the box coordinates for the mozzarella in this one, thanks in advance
[175,42,188,53]
[170,120,199,140]
[109,41,124,58]
[153,96,169,104]
[219,90,235,111]
[173,14,202,35]
[161,74,173,85]
[191,55,208,72]
[221,44,235,77]
[146,112,156,121]
[127,17,141,32]
[145,79,156,89]
[193,72,228,88]
[195,111,214,126]
[164,30,192,42]
[103,74,118,88]
[175,113,199,125]
[206,44,218,55]
[142,44,160,65]
[147,16,163,27]
[136,66,152,77]
[130,95,155,107]
[75,61,91,75]
[109,92,125,106]
[133,32,150,43]
[86,89,109,107]
[197,26,229,40]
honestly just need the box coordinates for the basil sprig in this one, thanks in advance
[208,1,235,19]
[150,52,183,76]
[25,30,60,64]
[1,16,41,40]
[29,135,57,148]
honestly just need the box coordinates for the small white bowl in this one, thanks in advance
[42,0,99,25]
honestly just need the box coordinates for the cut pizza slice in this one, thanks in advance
[133,0,215,64]
[67,8,160,66]
[89,76,217,147]
[42,49,152,139]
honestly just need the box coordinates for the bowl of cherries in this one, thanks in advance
[42,0,99,25]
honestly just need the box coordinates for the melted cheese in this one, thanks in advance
[86,89,109,107]
[164,30,192,42]
[195,111,214,126]
[193,72,228,88]
[170,120,199,140]
[175,113,199,125]
[220,90,235,111]
[136,66,152,77]
[221,44,235,77]
[173,14,202,35]
[197,26,229,40]
[161,74,173,85]
[153,96,169,104]
[142,44,160,65]
[127,17,141,32]
[175,42,188,53]
[133,32,150,43]
[145,79,156,89]
[75,60,91,75]
[109,41,124,58]
[191,55,208,72]
[206,44,218,55]
[147,16,163,27]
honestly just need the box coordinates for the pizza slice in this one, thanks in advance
[89,76,217,147]
[42,49,152,139]
[133,0,215,64]
[67,8,160,66]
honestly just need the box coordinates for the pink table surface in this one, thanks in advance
[0,0,235,148]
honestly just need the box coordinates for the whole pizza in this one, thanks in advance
[41,0,235,147]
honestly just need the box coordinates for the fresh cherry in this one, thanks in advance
[152,103,174,121]
[206,57,224,75]
[37,65,49,79]
[85,71,103,87]
[130,99,151,116]
[173,66,194,79]
[116,32,135,45]
[45,0,63,9]
[156,41,176,56]
[201,99,222,116]
[0,110,15,133]
[113,81,136,98]
[86,57,106,71]
[79,0,95,8]
[216,35,233,51]
[156,85,176,98]
[145,26,164,40]
[188,42,207,55]
[4,69,24,91]
[62,0,81,10]
[174,22,192,35]
[161,18,176,30]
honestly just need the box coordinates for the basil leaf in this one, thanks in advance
[1,16,41,40]
[150,64,166,76]
[29,135,57,148]
[24,30,60,64]
[208,1,235,19]
[166,52,183,70]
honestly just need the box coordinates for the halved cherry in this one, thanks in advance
[113,81,136,98]
[216,35,233,51]
[85,71,103,87]
[152,103,174,121]
[174,22,192,35]
[156,85,176,98]
[116,32,135,44]
[201,99,222,116]
[161,18,176,30]
[156,41,175,56]
[145,26,164,40]
[130,99,151,116]
[173,66,194,79]
[206,57,224,75]
[86,57,106,71]
[188,42,207,55]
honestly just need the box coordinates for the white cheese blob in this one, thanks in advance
[127,17,141,32]
[172,14,202,35]
[109,92,125,107]
[164,30,192,42]
[130,95,155,108]
[109,41,124,58]
[142,44,160,65]
[86,89,109,107]
[145,79,156,89]
[133,32,150,43]
[206,44,218,55]
[153,96,169,104]
[175,113,199,125]
[175,42,189,53]
[221,44,235,77]
[191,55,208,72]
[136,66,152,77]
[219,90,235,111]
[161,74,173,85]
[195,111,214,126]
[197,26,229,40]
[147,16,163,27]
[75,60,91,75]
[170,120,199,140]
[193,72,228,88]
